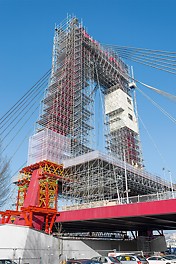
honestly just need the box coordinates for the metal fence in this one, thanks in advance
[0,247,58,264]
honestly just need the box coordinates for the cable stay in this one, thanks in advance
[116,52,176,72]
[122,55,176,75]
[138,114,168,172]
[101,44,176,104]
[110,48,176,68]
[103,44,176,75]
[0,70,51,153]
[136,86,176,125]
[0,86,45,137]
[104,44,176,57]
[9,128,33,162]
[133,81,175,175]
[135,80,176,102]
[112,49,176,63]
[0,70,51,207]
[1,103,40,154]
[0,69,51,126]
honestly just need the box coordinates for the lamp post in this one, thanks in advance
[168,170,174,198]
[123,150,129,203]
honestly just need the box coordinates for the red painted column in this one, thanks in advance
[23,169,40,207]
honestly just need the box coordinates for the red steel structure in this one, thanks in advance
[0,160,64,234]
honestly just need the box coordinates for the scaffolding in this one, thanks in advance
[28,15,172,207]
[62,150,171,206]
[28,128,71,165]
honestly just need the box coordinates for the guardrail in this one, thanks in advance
[61,191,176,211]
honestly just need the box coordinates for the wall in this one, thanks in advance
[0,225,167,263]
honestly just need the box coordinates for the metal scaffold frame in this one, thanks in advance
[62,151,171,208]
[27,15,172,208]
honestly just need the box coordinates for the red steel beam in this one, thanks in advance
[57,199,176,222]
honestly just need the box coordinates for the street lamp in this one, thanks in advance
[168,170,174,198]
[123,150,129,203]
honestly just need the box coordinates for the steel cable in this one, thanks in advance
[1,103,41,154]
[136,86,176,125]
[103,44,176,75]
[0,79,47,138]
[104,44,176,57]
[0,73,49,131]
[112,49,176,69]
[0,69,51,125]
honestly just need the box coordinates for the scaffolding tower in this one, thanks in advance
[28,15,171,207]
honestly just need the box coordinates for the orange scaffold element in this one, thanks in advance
[0,160,64,234]
[17,160,64,210]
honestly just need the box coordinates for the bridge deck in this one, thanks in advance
[56,198,176,232]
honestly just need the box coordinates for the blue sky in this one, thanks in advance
[0,0,176,184]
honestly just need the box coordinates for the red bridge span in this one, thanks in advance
[1,197,176,234]
[57,198,176,233]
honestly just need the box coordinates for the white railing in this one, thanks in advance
[61,191,176,211]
